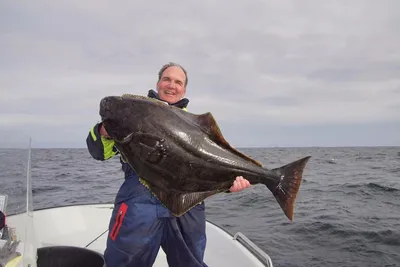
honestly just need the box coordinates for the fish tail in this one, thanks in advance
[267,156,311,221]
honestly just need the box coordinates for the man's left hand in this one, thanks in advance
[229,176,251,192]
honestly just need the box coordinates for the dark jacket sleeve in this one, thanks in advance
[86,122,119,161]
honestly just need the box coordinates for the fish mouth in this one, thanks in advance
[99,96,123,141]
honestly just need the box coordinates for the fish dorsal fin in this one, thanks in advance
[121,94,175,106]
[121,93,136,98]
[119,94,262,166]
[122,94,157,102]
[184,112,262,167]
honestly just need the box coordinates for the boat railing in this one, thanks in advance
[233,232,274,267]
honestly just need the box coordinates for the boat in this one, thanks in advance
[0,135,274,267]
[4,204,273,267]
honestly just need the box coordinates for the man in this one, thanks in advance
[86,62,251,267]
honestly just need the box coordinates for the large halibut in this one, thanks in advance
[99,94,311,221]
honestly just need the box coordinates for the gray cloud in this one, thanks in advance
[307,63,400,83]
[1,0,399,147]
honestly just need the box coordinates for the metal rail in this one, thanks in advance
[233,232,274,267]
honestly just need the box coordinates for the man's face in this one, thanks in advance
[156,66,186,104]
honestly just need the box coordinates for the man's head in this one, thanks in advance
[156,62,188,104]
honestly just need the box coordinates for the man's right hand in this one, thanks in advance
[99,124,110,138]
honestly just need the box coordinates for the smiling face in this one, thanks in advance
[156,66,187,104]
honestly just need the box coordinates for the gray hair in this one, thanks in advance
[158,62,188,87]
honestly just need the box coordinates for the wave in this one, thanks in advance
[368,183,399,192]
[389,167,400,174]
[306,221,400,247]
[369,166,384,170]
[33,185,65,195]
[355,156,374,160]
[340,182,399,193]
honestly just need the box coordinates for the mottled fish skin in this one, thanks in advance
[100,95,311,220]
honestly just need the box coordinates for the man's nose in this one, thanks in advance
[167,81,177,89]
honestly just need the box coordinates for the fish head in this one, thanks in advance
[99,94,157,143]
[99,96,119,120]
[99,95,140,143]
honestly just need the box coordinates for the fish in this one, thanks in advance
[99,94,311,221]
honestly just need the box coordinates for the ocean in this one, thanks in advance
[1,146,399,267]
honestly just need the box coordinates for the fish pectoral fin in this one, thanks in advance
[145,181,220,216]
[135,133,167,164]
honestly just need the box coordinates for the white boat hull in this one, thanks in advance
[6,203,273,267]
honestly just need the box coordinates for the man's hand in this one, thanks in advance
[0,240,21,267]
[229,176,250,192]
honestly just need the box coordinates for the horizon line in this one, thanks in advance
[13,144,400,149]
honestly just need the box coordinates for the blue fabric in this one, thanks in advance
[104,167,209,267]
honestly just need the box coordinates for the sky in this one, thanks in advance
[1,0,399,148]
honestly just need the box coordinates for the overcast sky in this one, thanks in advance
[1,0,399,148]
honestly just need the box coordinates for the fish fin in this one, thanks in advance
[140,178,220,216]
[121,93,137,98]
[121,94,150,100]
[268,156,311,221]
[183,112,263,166]
[121,94,168,105]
